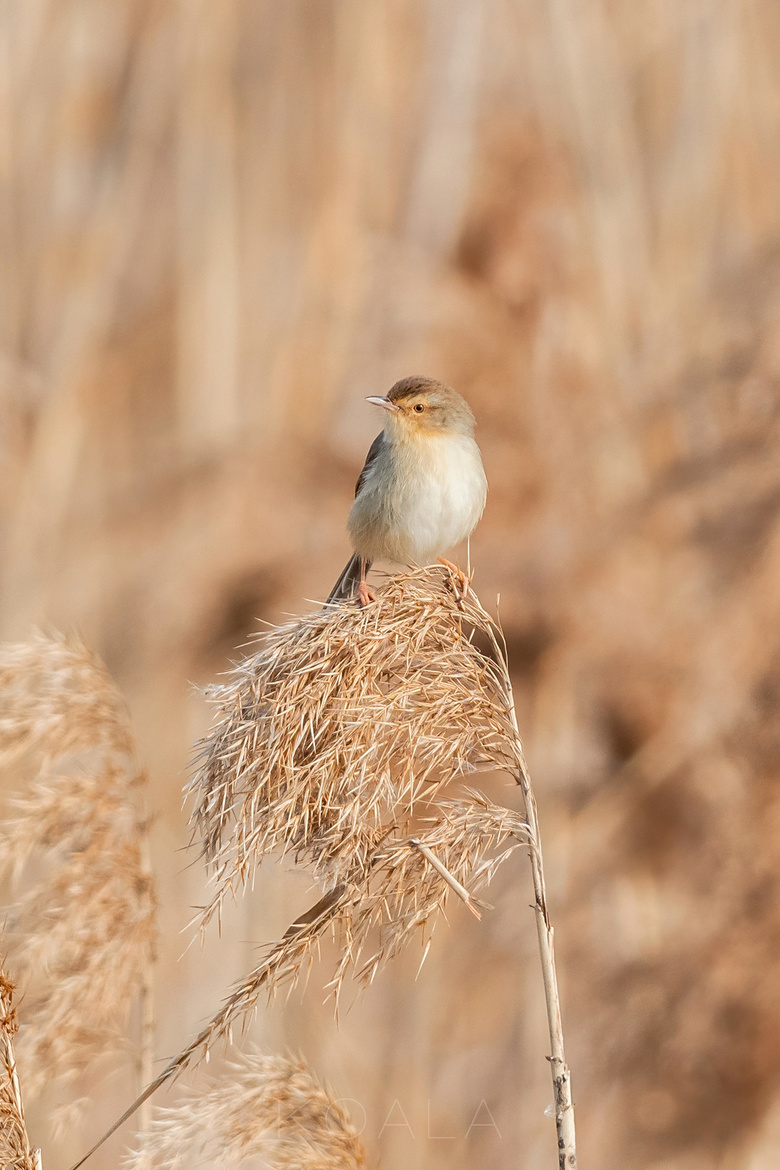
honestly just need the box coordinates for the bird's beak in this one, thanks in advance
[365,395,400,413]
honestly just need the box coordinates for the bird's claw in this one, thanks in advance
[357,580,376,607]
[438,558,470,604]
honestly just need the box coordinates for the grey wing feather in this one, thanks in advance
[354,431,385,497]
[325,432,384,605]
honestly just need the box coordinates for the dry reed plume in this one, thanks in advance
[0,633,156,1118]
[124,1050,365,1170]
[189,568,528,1000]
[73,567,574,1168]
[0,969,41,1170]
[192,567,524,924]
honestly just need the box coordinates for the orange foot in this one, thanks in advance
[438,558,470,601]
[357,579,376,607]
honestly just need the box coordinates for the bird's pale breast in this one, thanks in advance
[348,430,487,565]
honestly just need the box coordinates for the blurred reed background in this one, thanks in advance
[2,1,780,1167]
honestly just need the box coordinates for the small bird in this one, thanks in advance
[328,376,487,606]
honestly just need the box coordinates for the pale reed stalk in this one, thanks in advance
[475,605,577,1169]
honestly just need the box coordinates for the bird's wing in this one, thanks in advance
[354,431,385,498]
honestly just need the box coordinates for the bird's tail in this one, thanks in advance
[326,554,370,604]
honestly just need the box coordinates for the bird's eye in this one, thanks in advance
[413,403,424,413]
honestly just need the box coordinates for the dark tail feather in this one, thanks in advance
[326,554,371,604]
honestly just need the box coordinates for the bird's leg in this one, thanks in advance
[357,557,376,607]
[438,557,470,600]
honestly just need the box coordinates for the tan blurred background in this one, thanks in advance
[3,1,780,1167]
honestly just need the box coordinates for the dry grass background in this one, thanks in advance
[2,1,780,1167]
[0,632,156,1133]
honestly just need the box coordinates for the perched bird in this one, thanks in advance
[327,375,487,606]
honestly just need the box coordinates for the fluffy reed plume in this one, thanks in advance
[85,783,527,1157]
[191,568,522,927]
[0,633,156,1112]
[0,969,41,1170]
[124,1050,365,1170]
[187,570,529,995]
[190,789,526,1020]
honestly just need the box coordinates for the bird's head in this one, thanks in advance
[366,376,475,439]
